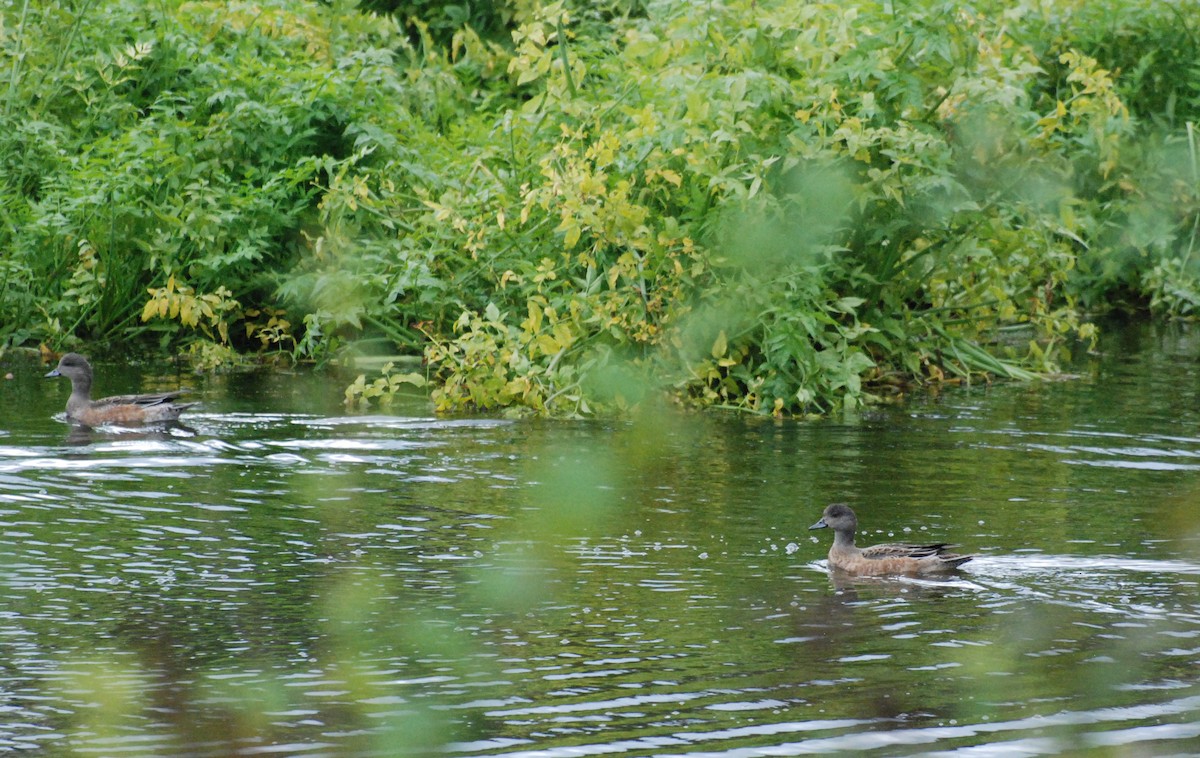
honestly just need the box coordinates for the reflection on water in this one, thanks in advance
[0,321,1198,755]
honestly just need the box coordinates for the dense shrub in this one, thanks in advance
[0,1,410,353]
[1,0,1198,414]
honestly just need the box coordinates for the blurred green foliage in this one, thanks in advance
[1,0,1198,415]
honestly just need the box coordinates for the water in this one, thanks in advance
[1,321,1199,756]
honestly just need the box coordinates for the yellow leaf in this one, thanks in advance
[712,329,727,358]
[563,222,581,249]
[525,300,543,333]
[180,299,196,327]
[535,334,560,355]
[553,323,575,349]
[579,173,607,196]
[393,372,426,388]
[607,264,620,289]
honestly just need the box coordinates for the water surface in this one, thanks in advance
[2,323,1199,756]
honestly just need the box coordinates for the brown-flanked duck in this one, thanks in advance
[809,503,973,575]
[45,352,197,427]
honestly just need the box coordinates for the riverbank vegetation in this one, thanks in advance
[2,0,1198,415]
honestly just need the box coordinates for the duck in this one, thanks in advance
[809,503,973,575]
[45,352,197,426]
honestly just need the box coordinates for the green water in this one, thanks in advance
[2,321,1199,756]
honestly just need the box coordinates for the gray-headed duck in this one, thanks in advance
[809,503,973,575]
[45,352,197,427]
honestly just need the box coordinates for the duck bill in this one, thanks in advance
[44,369,61,378]
[808,518,828,530]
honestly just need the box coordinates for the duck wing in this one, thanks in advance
[93,389,192,409]
[861,542,975,569]
[860,542,949,559]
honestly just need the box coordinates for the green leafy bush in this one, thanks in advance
[1,0,1197,415]
[0,0,408,350]
[389,0,1107,414]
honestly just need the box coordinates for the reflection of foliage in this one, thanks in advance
[343,360,426,408]
[0,0,1196,414]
